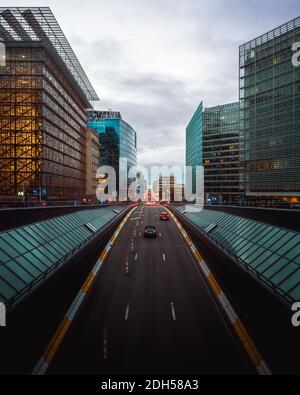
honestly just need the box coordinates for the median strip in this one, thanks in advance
[32,207,136,376]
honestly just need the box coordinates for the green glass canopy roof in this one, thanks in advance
[0,206,125,308]
[176,207,300,305]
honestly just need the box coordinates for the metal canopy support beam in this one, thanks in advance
[1,9,32,41]
[0,7,99,104]
[0,24,14,41]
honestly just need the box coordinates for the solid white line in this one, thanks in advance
[92,259,103,276]
[199,260,211,277]
[218,292,238,324]
[31,357,48,376]
[171,303,176,321]
[163,254,166,262]
[66,290,86,321]
[125,303,130,321]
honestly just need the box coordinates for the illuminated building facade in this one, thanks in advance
[85,128,100,198]
[0,8,98,198]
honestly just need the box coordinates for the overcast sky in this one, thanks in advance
[4,1,300,168]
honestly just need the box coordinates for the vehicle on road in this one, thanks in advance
[160,212,170,221]
[146,201,160,207]
[144,225,157,238]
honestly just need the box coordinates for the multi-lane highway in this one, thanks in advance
[43,205,256,375]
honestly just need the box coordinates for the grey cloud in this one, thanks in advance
[23,0,298,168]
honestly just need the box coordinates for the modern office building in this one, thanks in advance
[159,175,175,202]
[158,176,183,202]
[187,101,240,203]
[240,17,300,203]
[85,128,100,198]
[152,180,159,201]
[88,110,137,200]
[186,102,203,193]
[203,102,240,204]
[174,183,184,202]
[0,7,99,199]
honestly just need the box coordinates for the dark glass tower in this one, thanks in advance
[203,102,240,204]
[88,111,137,199]
[240,17,300,202]
[186,102,203,193]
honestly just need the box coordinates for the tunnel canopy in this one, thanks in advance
[176,206,300,305]
[0,206,125,308]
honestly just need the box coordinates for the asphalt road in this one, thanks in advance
[47,205,255,375]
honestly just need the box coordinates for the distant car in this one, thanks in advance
[146,201,159,207]
[144,225,157,238]
[160,212,169,221]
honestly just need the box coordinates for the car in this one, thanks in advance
[145,201,160,207]
[160,212,169,221]
[144,225,157,238]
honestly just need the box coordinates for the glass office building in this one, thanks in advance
[0,8,98,198]
[203,102,240,204]
[88,111,137,199]
[186,102,203,193]
[240,17,300,202]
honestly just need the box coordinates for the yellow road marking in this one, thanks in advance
[207,273,222,296]
[81,272,95,294]
[233,319,263,369]
[44,317,71,364]
[100,250,107,262]
[193,249,202,263]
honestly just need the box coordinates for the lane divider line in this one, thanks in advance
[125,303,130,321]
[166,208,272,376]
[171,302,176,321]
[32,207,137,376]
[103,328,108,360]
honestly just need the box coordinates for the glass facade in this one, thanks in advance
[88,111,137,198]
[0,46,43,196]
[203,102,240,204]
[0,8,98,198]
[186,102,203,192]
[85,129,100,197]
[240,17,300,200]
